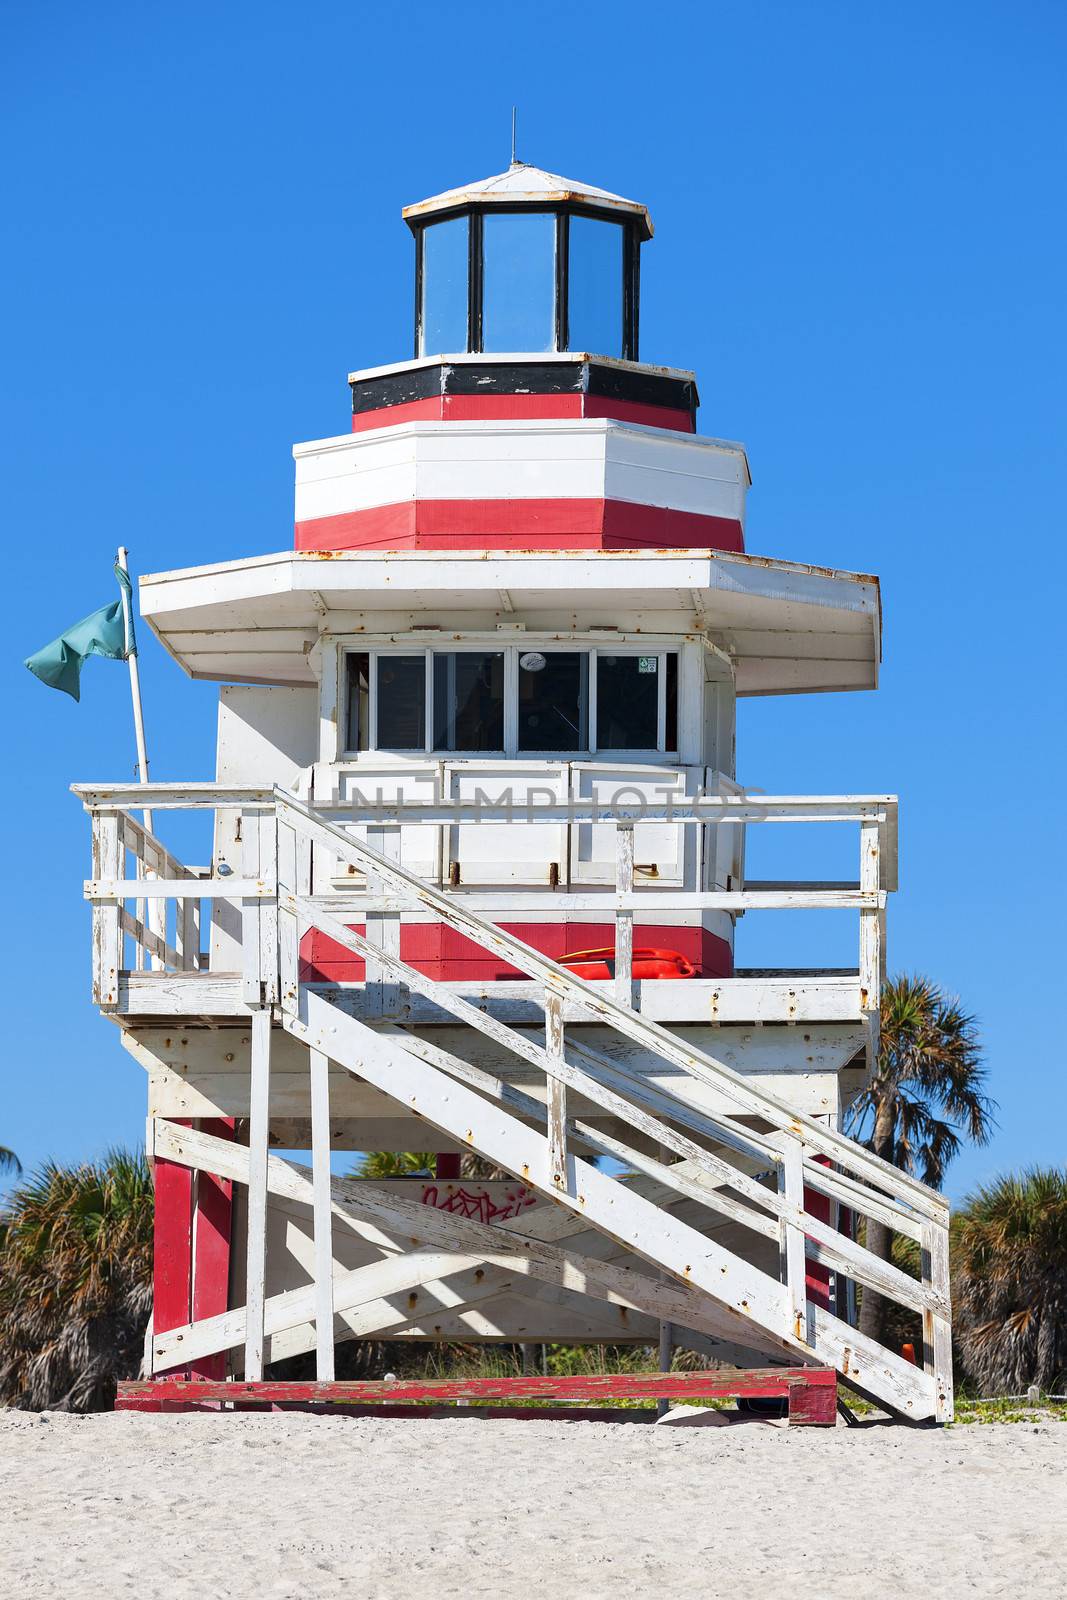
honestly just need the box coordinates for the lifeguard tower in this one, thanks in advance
[78,161,952,1421]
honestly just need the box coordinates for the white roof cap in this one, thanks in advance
[403,162,653,239]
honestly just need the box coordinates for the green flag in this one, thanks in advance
[25,564,137,701]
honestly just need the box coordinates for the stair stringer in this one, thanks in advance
[286,988,937,1420]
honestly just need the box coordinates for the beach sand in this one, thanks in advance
[1,1409,1064,1598]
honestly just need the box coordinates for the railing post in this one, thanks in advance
[544,991,569,1192]
[241,808,278,1009]
[779,1139,813,1347]
[922,1218,954,1423]
[364,824,402,1016]
[858,817,882,1064]
[614,822,636,1009]
[91,812,122,1010]
[276,811,308,1018]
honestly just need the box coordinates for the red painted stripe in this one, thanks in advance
[295,499,744,554]
[190,1117,234,1381]
[351,393,693,434]
[300,920,732,985]
[581,395,694,432]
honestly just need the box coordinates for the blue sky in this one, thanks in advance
[3,1,1064,1201]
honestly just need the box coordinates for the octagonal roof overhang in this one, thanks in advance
[403,162,654,239]
[138,547,881,697]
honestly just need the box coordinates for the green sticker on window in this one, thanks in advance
[638,656,658,673]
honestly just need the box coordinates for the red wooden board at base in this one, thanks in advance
[117,1368,838,1425]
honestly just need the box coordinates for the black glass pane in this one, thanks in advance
[433,652,505,751]
[665,652,678,751]
[482,212,556,352]
[567,216,623,356]
[376,655,426,749]
[345,652,370,752]
[420,217,468,355]
[517,651,588,751]
[596,655,659,749]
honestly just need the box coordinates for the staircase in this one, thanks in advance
[80,783,952,1422]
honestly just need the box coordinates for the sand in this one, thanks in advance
[1,1409,1064,1599]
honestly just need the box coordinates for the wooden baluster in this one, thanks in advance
[614,822,635,1009]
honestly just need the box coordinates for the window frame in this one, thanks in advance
[341,641,680,760]
[414,204,641,361]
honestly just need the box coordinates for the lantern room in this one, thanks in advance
[406,161,651,360]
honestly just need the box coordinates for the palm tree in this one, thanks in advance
[952,1168,1067,1395]
[1,1144,20,1176]
[847,974,995,1344]
[0,1149,154,1411]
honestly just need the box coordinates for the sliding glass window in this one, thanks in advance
[344,647,678,756]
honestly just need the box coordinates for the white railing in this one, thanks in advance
[76,779,895,1020]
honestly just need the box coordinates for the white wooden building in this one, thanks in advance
[78,162,951,1421]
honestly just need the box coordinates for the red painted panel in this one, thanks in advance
[581,395,694,432]
[153,1120,193,1376]
[300,919,731,984]
[442,394,585,424]
[805,1154,834,1312]
[190,1117,234,1381]
[295,499,744,555]
[350,394,692,434]
[351,397,445,431]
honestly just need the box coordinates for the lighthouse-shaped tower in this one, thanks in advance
[80,164,952,1421]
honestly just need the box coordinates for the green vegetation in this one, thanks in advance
[0,1149,153,1411]
[952,1167,1067,1397]
[848,974,995,1344]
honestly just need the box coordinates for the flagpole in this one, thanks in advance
[116,547,152,833]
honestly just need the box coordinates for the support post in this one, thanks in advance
[244,1010,272,1382]
[309,1047,336,1381]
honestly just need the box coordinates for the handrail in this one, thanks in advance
[273,788,936,1219]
